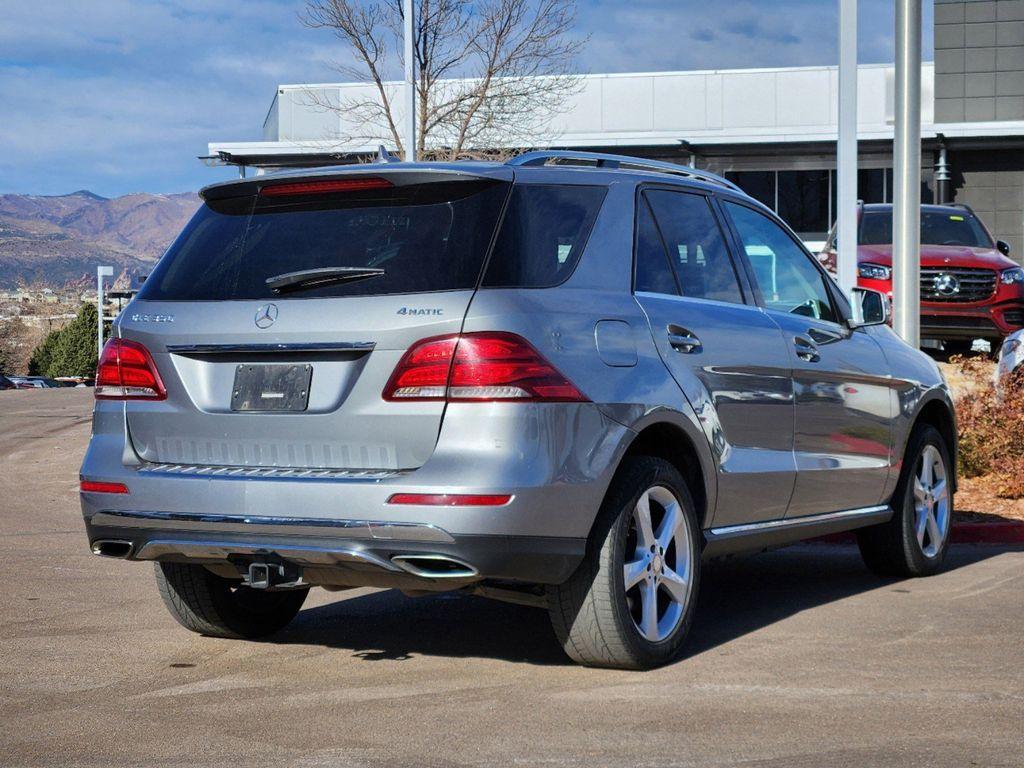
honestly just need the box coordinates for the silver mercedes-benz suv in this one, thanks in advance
[81,151,957,669]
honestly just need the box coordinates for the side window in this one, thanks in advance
[482,184,605,288]
[634,195,678,295]
[724,201,839,324]
[644,190,745,304]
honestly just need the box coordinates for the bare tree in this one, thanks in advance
[300,0,585,159]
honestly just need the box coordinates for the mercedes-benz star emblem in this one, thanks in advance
[933,273,960,297]
[254,303,278,329]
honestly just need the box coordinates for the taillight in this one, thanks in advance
[382,332,588,402]
[95,339,166,400]
[260,178,392,197]
[80,480,129,494]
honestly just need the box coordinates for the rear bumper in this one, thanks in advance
[80,401,629,586]
[84,509,583,585]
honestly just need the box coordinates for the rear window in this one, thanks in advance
[860,209,993,248]
[139,179,510,301]
[482,184,606,288]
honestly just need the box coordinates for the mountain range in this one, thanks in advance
[0,190,200,288]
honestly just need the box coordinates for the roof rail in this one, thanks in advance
[507,151,742,193]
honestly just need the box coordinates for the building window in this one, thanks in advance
[725,166,928,242]
[725,171,774,209]
[858,169,887,203]
[777,170,830,240]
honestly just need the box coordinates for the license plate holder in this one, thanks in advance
[231,364,313,412]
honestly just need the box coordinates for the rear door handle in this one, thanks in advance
[667,325,702,353]
[794,336,820,363]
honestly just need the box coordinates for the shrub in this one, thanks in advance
[953,355,1024,499]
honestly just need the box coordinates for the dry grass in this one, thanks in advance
[943,354,1024,521]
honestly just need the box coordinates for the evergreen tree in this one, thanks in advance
[28,328,62,376]
[45,304,99,378]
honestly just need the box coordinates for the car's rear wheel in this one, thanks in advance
[547,457,700,669]
[857,424,953,577]
[155,562,308,639]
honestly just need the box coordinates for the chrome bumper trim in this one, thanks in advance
[137,462,402,482]
[90,510,456,543]
[166,341,375,355]
[134,539,401,570]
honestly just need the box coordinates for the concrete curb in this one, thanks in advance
[812,521,1024,546]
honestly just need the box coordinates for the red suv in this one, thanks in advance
[821,203,1024,352]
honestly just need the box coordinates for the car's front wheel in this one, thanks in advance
[857,424,953,577]
[547,457,700,669]
[155,562,309,639]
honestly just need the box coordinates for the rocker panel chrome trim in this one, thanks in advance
[707,505,892,539]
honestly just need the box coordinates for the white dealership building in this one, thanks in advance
[209,1,1024,260]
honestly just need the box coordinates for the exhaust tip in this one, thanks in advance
[391,554,478,579]
[91,540,133,559]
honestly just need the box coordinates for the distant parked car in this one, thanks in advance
[820,203,1024,353]
[0,374,15,391]
[54,376,94,387]
[10,376,63,389]
[996,329,1024,393]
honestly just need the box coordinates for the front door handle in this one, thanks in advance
[794,336,820,363]
[667,325,702,353]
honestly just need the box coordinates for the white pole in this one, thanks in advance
[893,0,922,347]
[837,0,858,295]
[403,0,416,161]
[97,265,114,355]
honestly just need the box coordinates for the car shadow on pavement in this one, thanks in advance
[273,544,1009,666]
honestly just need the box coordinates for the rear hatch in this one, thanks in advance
[121,167,512,471]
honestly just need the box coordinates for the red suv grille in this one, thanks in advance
[920,267,997,303]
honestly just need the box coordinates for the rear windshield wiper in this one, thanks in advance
[266,267,385,294]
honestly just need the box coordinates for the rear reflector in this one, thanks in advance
[387,493,512,506]
[260,178,392,197]
[382,332,588,402]
[80,480,129,494]
[95,339,166,400]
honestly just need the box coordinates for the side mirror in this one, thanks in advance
[997,240,1011,256]
[849,287,890,328]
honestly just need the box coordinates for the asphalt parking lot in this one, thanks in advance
[2,388,1023,768]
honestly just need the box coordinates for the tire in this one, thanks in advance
[857,424,953,578]
[547,457,701,669]
[154,562,309,639]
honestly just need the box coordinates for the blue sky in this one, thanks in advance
[0,0,933,198]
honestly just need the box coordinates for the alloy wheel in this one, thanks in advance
[623,485,694,642]
[913,444,951,559]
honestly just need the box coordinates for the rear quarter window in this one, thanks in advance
[482,184,606,288]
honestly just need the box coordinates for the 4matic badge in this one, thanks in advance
[397,307,443,316]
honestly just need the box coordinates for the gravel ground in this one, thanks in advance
[2,388,1023,768]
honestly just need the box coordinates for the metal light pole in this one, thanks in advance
[893,0,922,347]
[403,0,416,161]
[836,0,858,295]
[97,265,114,355]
